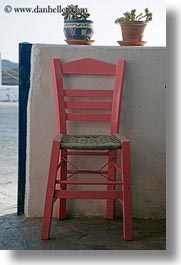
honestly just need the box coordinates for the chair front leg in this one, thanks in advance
[121,139,133,240]
[41,138,61,240]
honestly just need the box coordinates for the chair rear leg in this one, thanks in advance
[41,138,60,240]
[121,139,133,240]
[106,150,116,220]
[57,150,67,220]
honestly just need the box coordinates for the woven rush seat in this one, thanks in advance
[58,134,122,150]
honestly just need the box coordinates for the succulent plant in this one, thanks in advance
[62,4,90,20]
[115,8,153,24]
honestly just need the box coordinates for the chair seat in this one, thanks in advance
[58,134,122,150]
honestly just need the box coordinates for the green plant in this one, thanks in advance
[62,4,90,20]
[115,8,152,24]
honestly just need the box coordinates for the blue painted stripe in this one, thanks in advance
[18,42,32,215]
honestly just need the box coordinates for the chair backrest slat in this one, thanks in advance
[62,58,116,75]
[66,113,111,121]
[65,101,112,110]
[64,89,113,97]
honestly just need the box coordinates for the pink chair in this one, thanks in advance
[41,58,132,240]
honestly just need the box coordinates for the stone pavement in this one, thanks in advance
[0,214,166,250]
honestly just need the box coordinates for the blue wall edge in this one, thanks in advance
[18,42,32,215]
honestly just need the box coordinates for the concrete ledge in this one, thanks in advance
[26,44,166,218]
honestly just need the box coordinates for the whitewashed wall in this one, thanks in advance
[26,44,166,218]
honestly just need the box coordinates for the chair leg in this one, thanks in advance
[57,150,67,220]
[121,139,133,240]
[41,138,60,240]
[106,150,116,220]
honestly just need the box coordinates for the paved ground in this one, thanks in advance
[0,214,166,250]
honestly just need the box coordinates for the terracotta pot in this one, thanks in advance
[119,21,147,41]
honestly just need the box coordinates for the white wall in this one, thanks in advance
[26,44,166,218]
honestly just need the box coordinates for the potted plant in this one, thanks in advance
[62,4,94,44]
[115,8,152,46]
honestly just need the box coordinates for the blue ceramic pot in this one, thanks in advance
[64,20,93,40]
